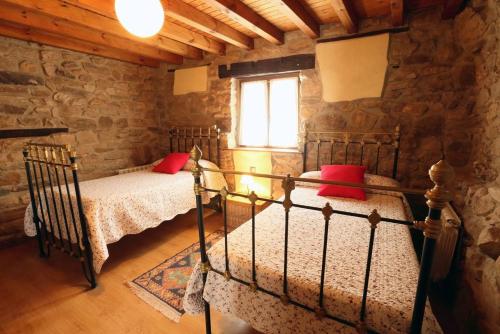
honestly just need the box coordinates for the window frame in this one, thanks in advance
[237,72,300,149]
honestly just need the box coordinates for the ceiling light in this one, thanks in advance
[115,0,165,38]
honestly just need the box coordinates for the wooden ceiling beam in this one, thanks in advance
[0,1,183,63]
[331,0,358,34]
[63,0,225,55]
[0,20,164,67]
[164,0,253,50]
[442,0,465,19]
[202,0,284,45]
[276,0,319,38]
[0,0,203,59]
[390,0,404,26]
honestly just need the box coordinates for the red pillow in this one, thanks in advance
[153,153,190,174]
[317,165,367,200]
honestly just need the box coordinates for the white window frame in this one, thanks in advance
[237,73,300,149]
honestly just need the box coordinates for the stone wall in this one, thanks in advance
[0,4,498,331]
[162,7,500,332]
[162,9,476,193]
[455,1,500,333]
[0,37,165,246]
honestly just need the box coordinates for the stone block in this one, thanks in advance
[0,104,25,115]
[478,227,500,260]
[98,116,113,129]
[0,71,43,85]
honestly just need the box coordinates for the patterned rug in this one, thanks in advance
[127,231,223,322]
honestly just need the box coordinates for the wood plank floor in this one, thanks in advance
[0,210,259,334]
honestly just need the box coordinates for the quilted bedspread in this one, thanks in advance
[24,169,226,273]
[184,187,442,334]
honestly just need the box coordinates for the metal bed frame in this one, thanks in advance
[301,124,401,177]
[23,126,221,288]
[190,127,454,334]
[169,125,221,167]
[23,143,96,287]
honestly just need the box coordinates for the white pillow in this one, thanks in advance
[364,174,401,196]
[182,159,196,171]
[296,171,321,188]
[295,171,401,195]
[182,159,228,191]
[364,174,400,188]
[151,159,163,167]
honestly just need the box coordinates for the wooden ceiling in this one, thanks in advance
[0,0,464,67]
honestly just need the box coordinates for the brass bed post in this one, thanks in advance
[168,128,173,154]
[69,150,97,289]
[300,124,308,173]
[190,145,212,334]
[392,125,401,179]
[23,146,47,258]
[410,160,454,334]
[216,126,221,168]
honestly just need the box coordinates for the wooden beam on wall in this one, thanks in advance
[0,21,167,66]
[0,0,202,59]
[0,2,183,63]
[276,0,319,38]
[164,0,253,50]
[317,25,408,44]
[442,0,465,19]
[203,0,284,45]
[389,0,404,26]
[62,0,225,55]
[218,54,315,78]
[331,0,358,34]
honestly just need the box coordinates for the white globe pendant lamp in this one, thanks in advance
[115,0,165,38]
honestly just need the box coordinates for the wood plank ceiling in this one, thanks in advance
[0,0,464,67]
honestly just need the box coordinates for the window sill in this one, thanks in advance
[226,147,301,154]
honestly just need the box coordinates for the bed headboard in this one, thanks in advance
[301,125,401,179]
[169,125,221,166]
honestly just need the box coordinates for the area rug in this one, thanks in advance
[127,231,224,322]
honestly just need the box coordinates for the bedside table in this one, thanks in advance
[225,194,270,229]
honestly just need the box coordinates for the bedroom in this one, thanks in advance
[0,0,498,333]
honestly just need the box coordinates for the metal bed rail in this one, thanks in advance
[23,143,96,288]
[190,144,454,334]
[300,125,400,178]
[169,125,221,167]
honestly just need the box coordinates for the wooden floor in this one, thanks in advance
[0,210,259,334]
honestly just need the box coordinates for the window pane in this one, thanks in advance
[239,81,268,146]
[269,77,298,147]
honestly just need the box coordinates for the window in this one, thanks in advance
[238,74,299,148]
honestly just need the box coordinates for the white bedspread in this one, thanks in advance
[184,187,441,334]
[24,169,225,273]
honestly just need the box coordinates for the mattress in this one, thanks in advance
[24,169,225,273]
[183,187,441,334]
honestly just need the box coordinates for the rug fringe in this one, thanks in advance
[126,281,182,323]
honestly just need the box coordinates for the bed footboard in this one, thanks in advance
[190,145,455,334]
[23,143,96,288]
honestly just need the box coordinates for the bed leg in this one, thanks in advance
[70,151,97,289]
[191,145,212,334]
[23,147,47,258]
[410,160,454,334]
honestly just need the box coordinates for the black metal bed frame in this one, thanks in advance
[169,125,221,167]
[23,126,222,288]
[23,143,96,288]
[301,125,401,178]
[190,127,454,334]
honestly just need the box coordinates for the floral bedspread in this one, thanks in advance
[24,169,226,273]
[183,187,441,334]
